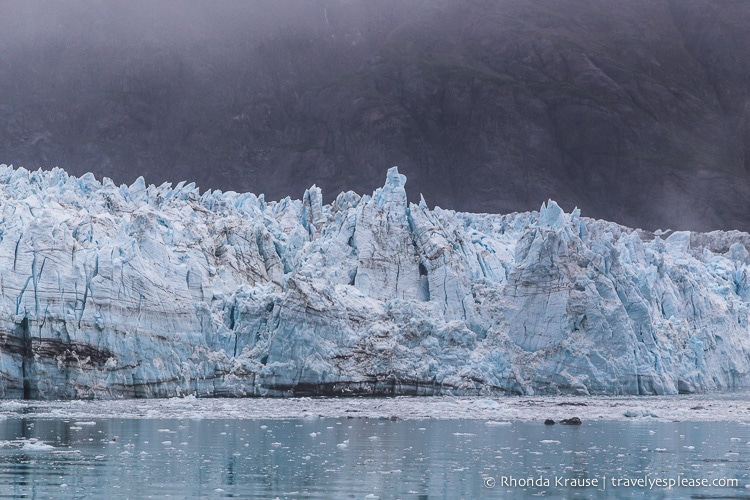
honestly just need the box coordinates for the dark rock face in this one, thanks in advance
[1,0,749,231]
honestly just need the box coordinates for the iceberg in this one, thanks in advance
[0,164,749,399]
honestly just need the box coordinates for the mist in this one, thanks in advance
[1,0,749,232]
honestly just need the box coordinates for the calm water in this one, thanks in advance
[0,417,748,499]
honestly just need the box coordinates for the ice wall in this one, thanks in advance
[1,164,749,398]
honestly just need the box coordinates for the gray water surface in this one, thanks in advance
[0,417,748,499]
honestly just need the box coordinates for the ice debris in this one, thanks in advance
[0,164,749,398]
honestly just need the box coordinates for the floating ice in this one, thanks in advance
[623,408,659,418]
[20,439,55,451]
[0,164,749,398]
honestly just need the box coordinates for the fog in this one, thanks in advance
[0,0,405,191]
[2,1,313,47]
[1,0,749,231]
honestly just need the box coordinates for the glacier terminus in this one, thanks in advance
[0,164,749,399]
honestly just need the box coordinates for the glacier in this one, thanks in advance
[0,164,749,399]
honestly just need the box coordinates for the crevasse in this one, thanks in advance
[0,164,749,399]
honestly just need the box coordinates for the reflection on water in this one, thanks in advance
[0,417,747,498]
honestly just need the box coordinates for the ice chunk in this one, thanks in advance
[539,199,565,228]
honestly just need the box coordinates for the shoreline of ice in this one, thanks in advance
[3,392,750,422]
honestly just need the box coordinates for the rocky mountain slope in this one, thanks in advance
[1,0,749,231]
[1,165,749,399]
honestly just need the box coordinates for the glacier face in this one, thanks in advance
[1,165,750,399]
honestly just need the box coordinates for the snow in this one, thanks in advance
[0,164,750,398]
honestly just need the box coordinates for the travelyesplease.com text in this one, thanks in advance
[483,474,739,490]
